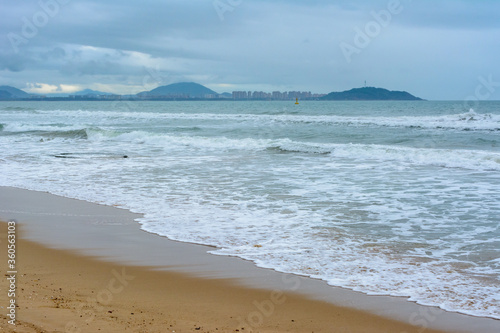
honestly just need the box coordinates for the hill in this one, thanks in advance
[0,86,30,99]
[321,87,423,101]
[138,82,219,98]
[219,92,232,99]
[0,90,12,99]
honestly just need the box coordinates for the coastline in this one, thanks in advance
[1,186,499,332]
[0,220,447,333]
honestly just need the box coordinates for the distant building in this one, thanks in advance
[252,91,268,99]
[231,90,325,100]
[313,93,327,98]
[272,91,285,100]
[232,91,248,99]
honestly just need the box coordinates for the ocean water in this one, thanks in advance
[1,100,499,318]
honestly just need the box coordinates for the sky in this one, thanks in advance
[1,0,500,100]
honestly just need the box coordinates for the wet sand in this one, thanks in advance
[0,220,454,333]
[1,186,499,332]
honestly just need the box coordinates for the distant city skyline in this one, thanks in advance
[232,90,325,100]
[1,1,500,100]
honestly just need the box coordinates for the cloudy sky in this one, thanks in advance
[1,0,499,100]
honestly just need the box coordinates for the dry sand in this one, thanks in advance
[0,220,450,333]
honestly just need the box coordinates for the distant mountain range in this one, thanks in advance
[321,87,423,101]
[0,85,30,98]
[0,86,116,98]
[42,89,116,97]
[138,82,219,98]
[70,89,115,97]
[0,83,423,101]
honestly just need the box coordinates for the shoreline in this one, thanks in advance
[0,220,448,333]
[1,186,499,332]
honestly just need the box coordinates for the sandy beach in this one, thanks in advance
[1,187,499,333]
[0,220,453,333]
[0,218,454,333]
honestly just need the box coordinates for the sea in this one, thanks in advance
[1,100,499,319]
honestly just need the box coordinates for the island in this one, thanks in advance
[0,83,423,101]
[137,82,219,99]
[320,87,423,101]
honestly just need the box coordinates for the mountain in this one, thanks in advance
[0,86,30,99]
[321,87,423,101]
[0,91,12,99]
[44,89,114,97]
[138,82,219,98]
[219,92,232,99]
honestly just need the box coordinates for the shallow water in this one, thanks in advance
[1,100,499,318]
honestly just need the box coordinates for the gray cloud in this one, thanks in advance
[1,0,499,99]
[0,52,27,72]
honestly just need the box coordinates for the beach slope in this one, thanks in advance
[0,220,450,333]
